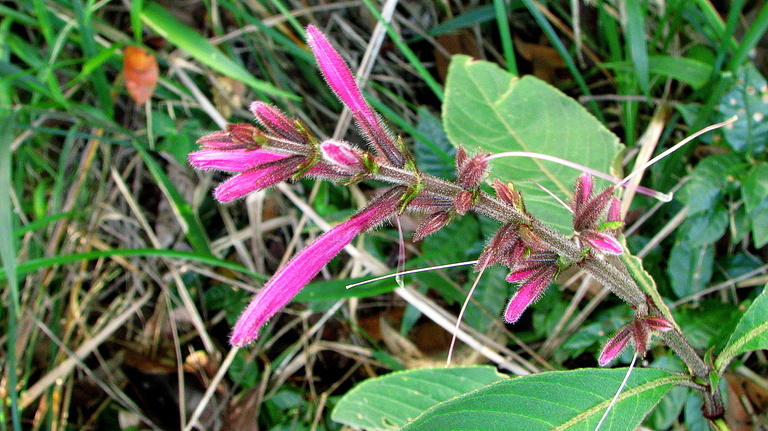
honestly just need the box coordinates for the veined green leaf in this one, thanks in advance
[716,285,768,373]
[443,55,622,233]
[332,366,506,430]
[401,368,681,431]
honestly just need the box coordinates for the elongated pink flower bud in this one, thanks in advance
[504,264,557,323]
[580,230,623,255]
[573,172,593,212]
[250,101,306,144]
[230,186,405,346]
[320,139,367,174]
[214,156,305,202]
[598,325,632,366]
[305,25,403,167]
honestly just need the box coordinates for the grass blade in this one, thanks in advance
[0,108,21,431]
[141,1,299,100]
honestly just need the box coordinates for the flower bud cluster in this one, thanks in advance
[189,24,662,369]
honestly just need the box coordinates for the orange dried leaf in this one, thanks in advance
[123,46,158,104]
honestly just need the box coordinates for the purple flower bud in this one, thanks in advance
[645,316,674,332]
[607,197,621,223]
[598,325,632,366]
[197,129,250,150]
[250,101,306,143]
[580,230,623,255]
[413,211,450,241]
[476,223,520,270]
[230,186,405,346]
[305,25,403,167]
[320,140,367,174]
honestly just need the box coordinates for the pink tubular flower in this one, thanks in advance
[503,253,559,323]
[305,25,402,167]
[213,156,305,202]
[504,264,557,323]
[230,186,405,346]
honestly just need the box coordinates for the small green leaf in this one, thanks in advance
[294,276,396,302]
[679,205,729,246]
[414,107,456,179]
[647,55,713,89]
[715,285,768,373]
[741,163,768,247]
[331,366,506,430]
[443,56,622,233]
[401,368,681,431]
[677,154,742,214]
[718,64,768,154]
[667,240,714,299]
[141,2,297,100]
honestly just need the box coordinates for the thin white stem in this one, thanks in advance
[617,116,738,188]
[447,265,486,366]
[485,151,670,201]
[595,353,638,431]
[346,260,479,289]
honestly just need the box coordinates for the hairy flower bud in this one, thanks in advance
[493,179,525,213]
[413,211,450,241]
[320,139,367,174]
[250,101,307,144]
[453,190,474,215]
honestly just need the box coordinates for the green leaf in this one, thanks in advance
[141,2,297,100]
[679,205,729,246]
[414,107,456,179]
[667,240,714,299]
[741,163,768,247]
[647,55,712,89]
[443,55,622,233]
[715,285,768,373]
[401,368,681,431]
[294,276,397,302]
[677,154,742,214]
[718,64,768,154]
[331,366,506,430]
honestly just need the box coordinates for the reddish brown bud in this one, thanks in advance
[453,190,474,215]
[226,123,261,147]
[645,316,674,332]
[476,223,520,270]
[457,153,489,189]
[250,101,307,144]
[493,179,525,213]
[413,211,451,241]
[455,146,468,169]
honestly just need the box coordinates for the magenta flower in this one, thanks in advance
[230,187,405,346]
[503,253,559,323]
[305,25,402,167]
[571,173,624,255]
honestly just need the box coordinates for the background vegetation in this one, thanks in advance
[2,0,767,429]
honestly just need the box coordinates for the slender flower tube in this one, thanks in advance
[230,186,405,346]
[305,25,403,167]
